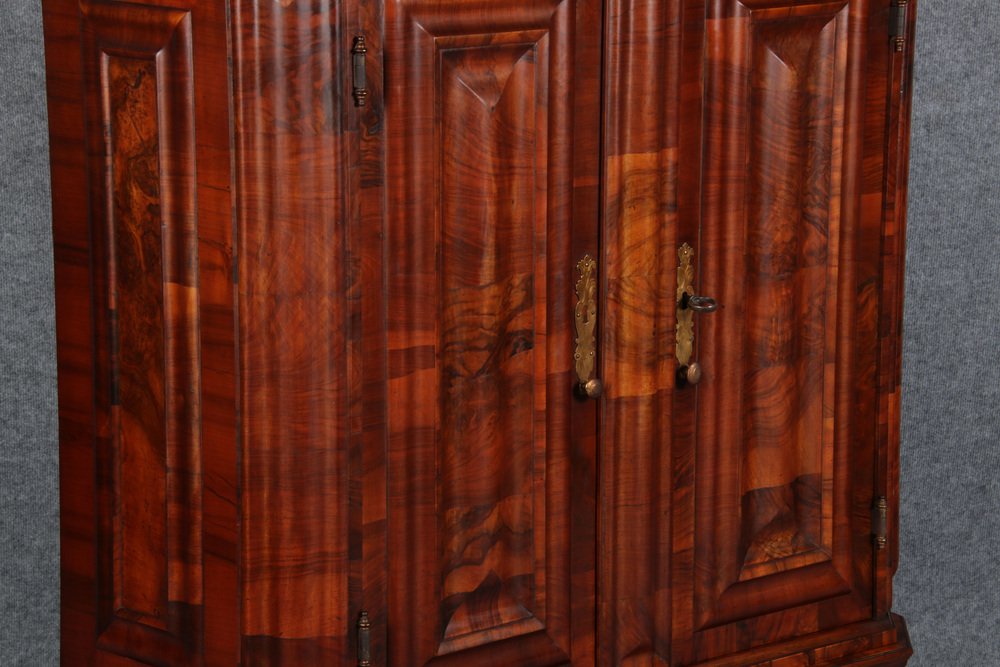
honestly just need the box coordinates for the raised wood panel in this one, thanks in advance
[696,0,855,630]
[106,53,170,626]
[231,0,352,662]
[49,0,238,660]
[383,0,599,663]
[689,0,874,652]
[80,3,202,662]
[437,31,547,652]
[737,1,848,581]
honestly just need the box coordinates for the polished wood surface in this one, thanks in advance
[380,0,601,663]
[599,0,916,664]
[45,0,238,663]
[231,0,353,662]
[43,0,916,664]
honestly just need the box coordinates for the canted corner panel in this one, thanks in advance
[82,3,201,663]
[436,29,549,656]
[385,2,573,664]
[697,0,853,630]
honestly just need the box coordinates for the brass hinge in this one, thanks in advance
[889,1,909,52]
[873,496,889,550]
[357,610,371,666]
[351,35,369,107]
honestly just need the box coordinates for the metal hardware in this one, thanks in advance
[357,610,371,666]
[684,294,718,313]
[676,243,695,366]
[676,243,718,386]
[351,35,369,107]
[677,361,703,387]
[574,255,602,399]
[873,496,888,550]
[890,1,908,52]
[580,377,604,399]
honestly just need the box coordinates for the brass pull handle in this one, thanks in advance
[574,255,602,399]
[676,244,717,387]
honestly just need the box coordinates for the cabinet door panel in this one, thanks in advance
[383,0,600,664]
[698,0,852,626]
[681,0,880,658]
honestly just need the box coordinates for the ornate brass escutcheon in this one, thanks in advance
[574,255,602,399]
[675,243,718,387]
[676,243,696,367]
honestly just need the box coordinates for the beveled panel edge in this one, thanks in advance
[81,1,201,663]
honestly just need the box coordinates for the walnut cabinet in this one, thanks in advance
[42,0,917,664]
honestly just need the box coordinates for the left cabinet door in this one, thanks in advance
[44,0,239,664]
[378,0,604,664]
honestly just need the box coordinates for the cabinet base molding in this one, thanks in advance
[693,614,911,667]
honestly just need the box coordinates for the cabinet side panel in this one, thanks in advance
[105,53,172,627]
[47,0,239,663]
[86,6,202,664]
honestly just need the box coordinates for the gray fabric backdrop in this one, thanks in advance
[2,1,997,664]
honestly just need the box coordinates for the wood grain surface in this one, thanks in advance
[231,0,353,662]
[46,0,238,664]
[43,0,917,664]
[380,0,601,663]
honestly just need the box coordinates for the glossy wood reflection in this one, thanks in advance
[232,0,352,662]
[44,0,917,664]
[382,0,599,662]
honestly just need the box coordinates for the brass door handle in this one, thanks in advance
[675,244,717,387]
[574,255,602,399]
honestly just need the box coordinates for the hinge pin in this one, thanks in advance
[873,496,889,550]
[352,35,369,107]
[357,610,371,666]
[890,1,909,52]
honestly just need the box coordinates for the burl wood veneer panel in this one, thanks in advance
[696,0,862,630]
[48,0,239,662]
[382,0,600,664]
[82,4,201,662]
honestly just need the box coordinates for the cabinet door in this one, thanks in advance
[670,0,893,662]
[379,0,603,664]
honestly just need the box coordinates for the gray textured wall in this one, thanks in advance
[1,1,997,665]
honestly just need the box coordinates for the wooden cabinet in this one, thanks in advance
[42,0,916,664]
